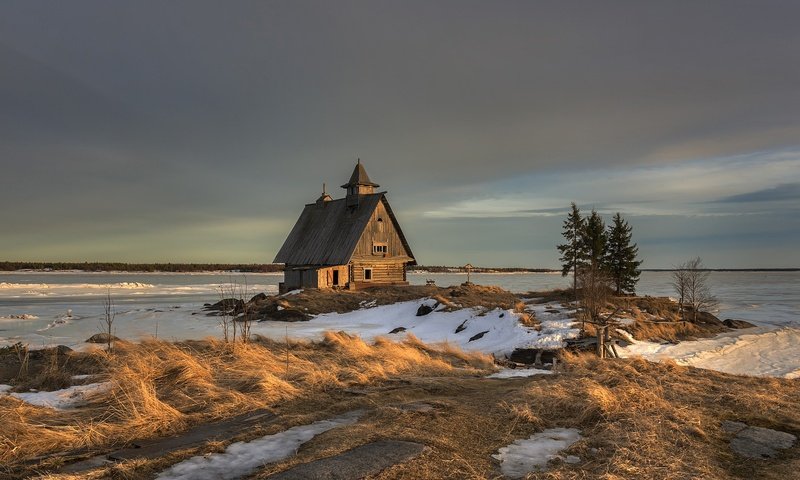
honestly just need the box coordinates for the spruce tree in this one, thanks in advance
[604,212,642,295]
[557,203,588,301]
[583,209,607,271]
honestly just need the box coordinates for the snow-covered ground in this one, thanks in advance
[619,327,800,379]
[487,368,553,378]
[0,382,110,409]
[156,411,362,480]
[276,299,577,357]
[493,428,582,478]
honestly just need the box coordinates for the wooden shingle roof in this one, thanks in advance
[341,161,379,188]
[274,193,415,266]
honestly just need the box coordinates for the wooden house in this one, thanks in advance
[274,161,416,292]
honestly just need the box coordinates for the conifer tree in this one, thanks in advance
[604,212,642,295]
[583,209,607,271]
[557,203,588,301]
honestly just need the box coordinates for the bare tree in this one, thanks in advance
[577,267,618,358]
[673,257,718,322]
[671,263,690,322]
[101,288,116,353]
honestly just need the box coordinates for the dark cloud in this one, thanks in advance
[0,1,799,265]
[715,183,800,203]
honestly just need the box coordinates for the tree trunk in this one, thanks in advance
[572,264,577,303]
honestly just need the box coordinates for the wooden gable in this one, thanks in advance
[351,197,414,263]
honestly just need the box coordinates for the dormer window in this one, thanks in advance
[372,243,388,255]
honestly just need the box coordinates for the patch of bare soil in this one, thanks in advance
[206,283,526,322]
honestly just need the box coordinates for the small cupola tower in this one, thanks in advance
[315,183,333,205]
[342,159,379,207]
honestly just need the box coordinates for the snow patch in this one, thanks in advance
[493,428,582,478]
[7,382,110,409]
[156,411,362,480]
[487,368,553,378]
[619,327,800,379]
[305,300,539,357]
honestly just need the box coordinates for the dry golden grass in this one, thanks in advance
[13,347,800,480]
[247,352,799,480]
[0,334,493,474]
[624,318,709,342]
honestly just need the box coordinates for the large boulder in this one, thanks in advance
[723,319,757,329]
[248,292,268,304]
[86,333,120,344]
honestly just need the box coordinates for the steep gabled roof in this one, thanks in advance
[274,194,382,266]
[273,193,416,266]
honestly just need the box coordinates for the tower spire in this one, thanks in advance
[342,160,378,206]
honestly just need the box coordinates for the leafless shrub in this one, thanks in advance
[217,276,254,345]
[101,289,116,353]
[672,257,719,322]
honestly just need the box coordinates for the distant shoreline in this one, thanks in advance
[0,262,797,273]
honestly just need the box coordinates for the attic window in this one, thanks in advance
[377,217,384,232]
[373,243,388,255]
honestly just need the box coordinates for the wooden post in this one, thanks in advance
[464,263,473,284]
[596,325,605,359]
[604,326,615,358]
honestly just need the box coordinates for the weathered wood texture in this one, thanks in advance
[274,195,415,268]
[352,200,411,260]
[274,163,416,292]
[274,194,383,266]
[351,261,406,283]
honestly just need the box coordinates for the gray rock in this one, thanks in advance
[85,333,120,344]
[723,319,757,329]
[268,440,426,479]
[397,402,434,413]
[724,421,796,459]
[468,330,489,342]
[416,304,434,316]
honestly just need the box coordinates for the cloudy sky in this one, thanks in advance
[1,1,799,268]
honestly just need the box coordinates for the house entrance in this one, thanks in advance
[332,270,339,286]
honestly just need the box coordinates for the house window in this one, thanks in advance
[372,243,388,255]
[377,217,384,232]
[364,268,373,281]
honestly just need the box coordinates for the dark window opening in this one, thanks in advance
[364,268,373,281]
[373,244,388,254]
[332,270,339,286]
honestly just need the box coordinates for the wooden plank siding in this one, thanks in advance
[351,200,411,260]
[350,261,406,283]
